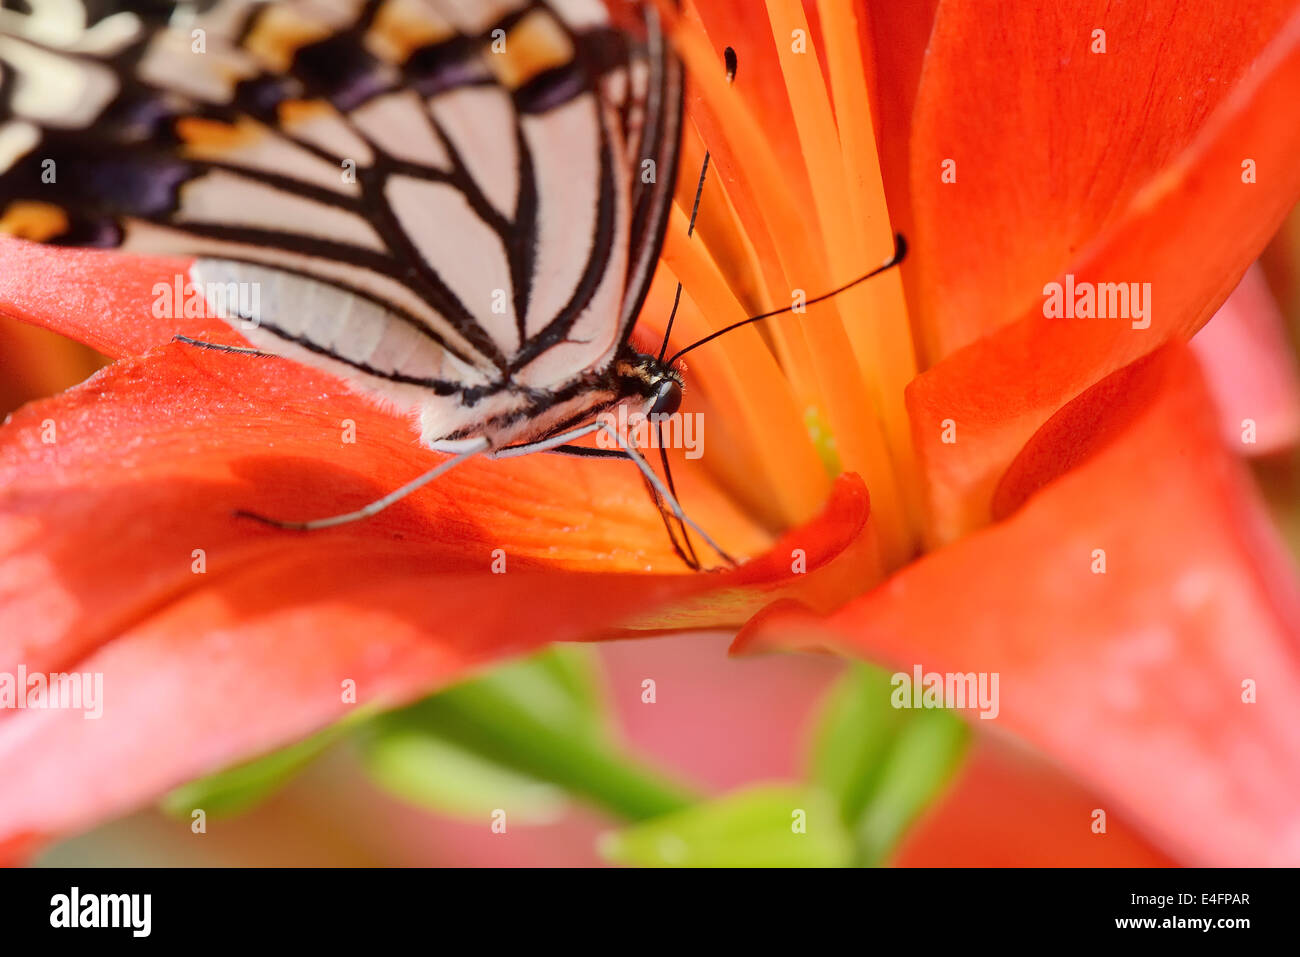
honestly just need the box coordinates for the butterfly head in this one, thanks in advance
[649,372,684,417]
[615,350,685,418]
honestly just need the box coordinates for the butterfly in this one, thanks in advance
[0,0,903,569]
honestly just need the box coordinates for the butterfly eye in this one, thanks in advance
[650,379,683,417]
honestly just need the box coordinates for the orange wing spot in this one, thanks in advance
[368,0,454,64]
[486,10,575,91]
[174,115,265,155]
[0,201,69,242]
[277,98,335,129]
[243,6,333,73]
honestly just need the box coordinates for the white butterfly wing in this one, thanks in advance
[0,0,682,448]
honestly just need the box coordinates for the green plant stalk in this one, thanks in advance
[392,689,698,822]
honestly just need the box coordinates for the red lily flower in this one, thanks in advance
[3,0,1300,865]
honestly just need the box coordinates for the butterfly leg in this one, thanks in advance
[237,437,490,530]
[544,444,702,571]
[652,421,702,570]
[172,334,276,358]
[492,423,735,567]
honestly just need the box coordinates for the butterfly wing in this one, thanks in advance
[0,0,682,447]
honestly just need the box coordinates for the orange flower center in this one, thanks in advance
[645,0,922,581]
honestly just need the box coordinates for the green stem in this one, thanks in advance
[523,733,699,821]
[398,688,698,822]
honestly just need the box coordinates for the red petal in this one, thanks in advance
[737,344,1300,865]
[895,737,1175,866]
[0,240,198,357]
[906,8,1300,543]
[858,0,939,282]
[0,338,870,851]
[906,0,1300,362]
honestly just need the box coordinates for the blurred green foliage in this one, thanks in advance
[600,785,851,867]
[358,646,695,822]
[156,649,971,866]
[811,665,971,865]
[160,705,377,819]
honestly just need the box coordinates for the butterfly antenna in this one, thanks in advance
[685,151,711,240]
[656,47,737,364]
[658,283,684,364]
[666,233,908,367]
[654,158,709,364]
